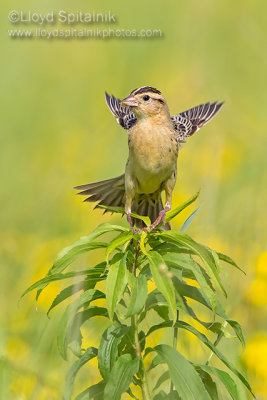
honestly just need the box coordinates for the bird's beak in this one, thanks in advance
[121,95,138,107]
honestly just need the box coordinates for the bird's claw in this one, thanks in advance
[136,227,148,234]
[127,210,167,234]
[149,210,166,231]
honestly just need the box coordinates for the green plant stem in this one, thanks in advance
[131,314,142,358]
[170,310,179,392]
[131,241,152,400]
[142,369,152,400]
[173,310,179,350]
[206,321,227,365]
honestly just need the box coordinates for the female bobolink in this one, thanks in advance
[75,86,223,232]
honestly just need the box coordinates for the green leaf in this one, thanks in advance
[47,263,107,316]
[154,344,211,399]
[164,191,200,224]
[152,241,194,256]
[125,274,148,317]
[162,252,217,311]
[147,321,255,398]
[195,367,219,400]
[57,289,105,360]
[138,290,169,323]
[98,322,128,379]
[195,365,240,400]
[181,207,200,232]
[217,252,246,274]
[97,205,125,214]
[50,222,127,275]
[158,231,226,298]
[21,269,97,298]
[105,232,133,262]
[154,391,180,399]
[172,275,221,314]
[171,275,245,348]
[147,252,177,322]
[104,354,140,400]
[153,370,170,391]
[106,254,127,320]
[74,306,108,327]
[67,307,108,357]
[63,347,98,400]
[50,241,107,275]
[227,320,245,348]
[98,205,151,226]
[75,381,105,400]
[48,282,86,316]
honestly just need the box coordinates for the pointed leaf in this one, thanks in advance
[217,252,246,274]
[165,192,200,224]
[64,347,98,400]
[195,367,219,400]
[162,252,217,311]
[147,252,177,322]
[104,354,140,400]
[75,381,105,400]
[181,207,200,232]
[98,205,151,226]
[50,222,127,275]
[98,322,128,379]
[47,263,107,316]
[106,232,133,262]
[147,321,255,397]
[154,344,211,399]
[153,370,170,391]
[50,241,107,275]
[126,274,148,317]
[195,365,240,400]
[22,269,97,298]
[57,289,105,360]
[106,254,127,319]
[158,231,226,297]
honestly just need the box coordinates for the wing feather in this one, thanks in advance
[105,92,137,130]
[171,101,224,140]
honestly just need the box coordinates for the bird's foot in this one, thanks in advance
[136,227,148,233]
[149,210,166,231]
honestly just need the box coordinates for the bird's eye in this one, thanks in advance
[143,95,150,101]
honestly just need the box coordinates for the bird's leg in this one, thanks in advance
[149,184,173,230]
[126,212,136,234]
[125,189,137,234]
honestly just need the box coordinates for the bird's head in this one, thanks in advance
[121,86,169,119]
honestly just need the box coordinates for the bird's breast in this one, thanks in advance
[128,125,177,193]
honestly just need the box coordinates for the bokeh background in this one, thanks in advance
[1,0,267,398]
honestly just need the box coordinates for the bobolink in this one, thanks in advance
[75,86,223,232]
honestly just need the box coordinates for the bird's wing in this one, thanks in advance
[105,92,137,130]
[171,101,224,140]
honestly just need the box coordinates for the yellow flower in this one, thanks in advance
[242,333,267,396]
[245,252,267,306]
[255,252,267,279]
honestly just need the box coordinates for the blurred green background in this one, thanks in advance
[1,0,267,398]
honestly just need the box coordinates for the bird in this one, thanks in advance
[75,86,223,232]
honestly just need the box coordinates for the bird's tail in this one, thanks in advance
[74,174,126,211]
[132,193,171,230]
[74,174,170,230]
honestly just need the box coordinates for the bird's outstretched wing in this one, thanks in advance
[171,101,224,140]
[105,92,137,130]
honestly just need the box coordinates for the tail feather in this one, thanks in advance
[132,194,170,230]
[74,174,125,208]
[74,174,170,230]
